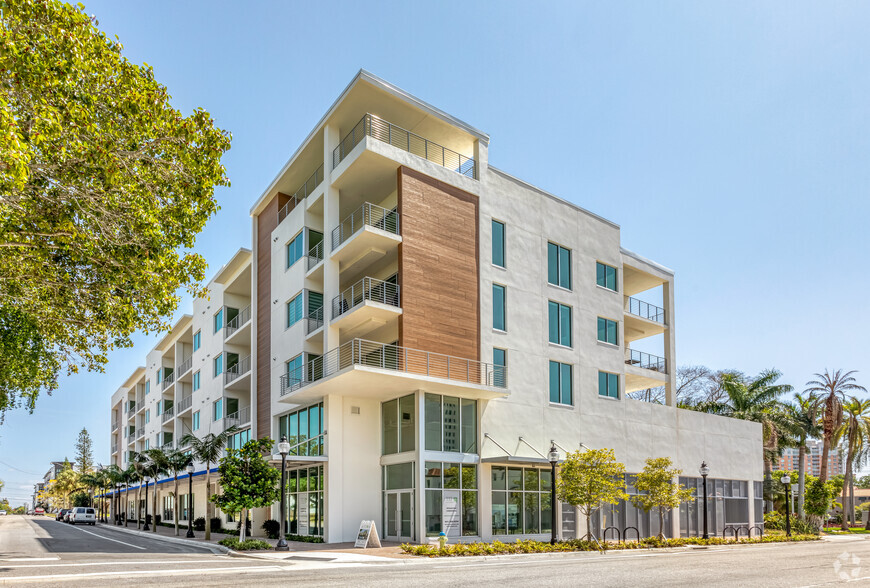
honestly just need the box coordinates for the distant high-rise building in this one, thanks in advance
[777,439,845,477]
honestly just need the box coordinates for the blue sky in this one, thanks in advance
[3,1,869,505]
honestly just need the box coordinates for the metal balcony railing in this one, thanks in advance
[224,305,251,339]
[126,430,136,442]
[160,442,174,451]
[279,338,507,397]
[332,277,400,319]
[224,406,251,430]
[625,349,667,374]
[625,296,666,324]
[331,202,400,251]
[176,356,193,377]
[111,420,119,431]
[162,370,175,391]
[224,355,252,384]
[332,114,478,179]
[162,405,175,423]
[127,403,136,416]
[136,427,144,439]
[277,164,324,224]
[111,444,118,454]
[306,306,324,334]
[307,241,323,271]
[176,395,193,414]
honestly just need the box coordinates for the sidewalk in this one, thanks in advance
[96,520,409,562]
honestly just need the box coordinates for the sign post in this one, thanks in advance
[354,520,382,548]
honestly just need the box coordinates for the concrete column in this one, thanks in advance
[323,124,341,353]
[324,393,343,543]
[671,474,681,538]
[250,216,259,438]
[473,139,488,179]
[415,391,426,544]
[663,279,677,406]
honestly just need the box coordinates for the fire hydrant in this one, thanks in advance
[438,531,447,549]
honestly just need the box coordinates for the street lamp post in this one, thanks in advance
[781,474,792,537]
[548,442,559,545]
[186,463,195,538]
[143,476,150,531]
[699,462,710,539]
[115,483,122,525]
[276,436,291,551]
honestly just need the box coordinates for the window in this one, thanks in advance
[156,369,162,384]
[144,409,150,424]
[424,393,477,453]
[492,220,505,267]
[278,403,324,456]
[286,231,305,268]
[493,348,507,388]
[491,466,552,535]
[548,301,572,347]
[213,355,223,377]
[213,398,223,421]
[596,262,617,291]
[227,428,251,451]
[382,394,415,455]
[213,308,223,333]
[192,411,200,431]
[144,439,150,450]
[156,400,162,416]
[547,243,571,289]
[145,381,150,395]
[425,462,478,536]
[285,355,304,389]
[285,465,324,536]
[599,371,619,399]
[286,293,304,328]
[193,330,201,351]
[193,371,200,392]
[549,361,573,405]
[597,317,618,345]
[493,284,506,331]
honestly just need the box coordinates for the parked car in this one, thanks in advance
[34,507,44,515]
[68,507,96,526]
[0,510,7,516]
[56,509,71,521]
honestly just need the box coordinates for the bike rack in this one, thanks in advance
[603,526,621,543]
[749,524,764,538]
[736,525,749,538]
[722,525,738,539]
[623,526,642,544]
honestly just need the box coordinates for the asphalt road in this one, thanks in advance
[1,516,869,586]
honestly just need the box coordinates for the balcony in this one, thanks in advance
[127,403,136,416]
[224,406,251,430]
[225,355,252,389]
[162,405,175,423]
[331,277,401,338]
[307,240,324,272]
[111,444,118,454]
[176,356,193,378]
[160,442,174,451]
[330,203,401,275]
[277,164,324,225]
[162,370,175,391]
[136,427,144,439]
[306,306,324,335]
[624,349,668,393]
[279,338,507,403]
[333,114,477,180]
[126,430,136,442]
[224,305,251,343]
[176,395,193,415]
[624,296,666,342]
[111,420,119,432]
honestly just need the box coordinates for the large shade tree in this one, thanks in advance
[0,0,231,417]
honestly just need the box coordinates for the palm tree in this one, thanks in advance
[180,426,238,540]
[78,471,100,508]
[143,449,169,533]
[786,393,821,518]
[696,369,794,511]
[805,370,867,483]
[102,465,123,523]
[163,450,193,536]
[130,452,148,529]
[121,464,136,526]
[832,398,870,529]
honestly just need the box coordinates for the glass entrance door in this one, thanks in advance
[384,490,414,542]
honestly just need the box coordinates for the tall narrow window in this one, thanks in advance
[493,348,507,388]
[596,262,618,291]
[193,371,201,392]
[286,231,305,268]
[598,371,619,399]
[145,381,150,395]
[493,284,506,331]
[549,361,573,405]
[547,243,571,289]
[193,330,201,352]
[548,301,572,347]
[213,398,223,421]
[213,308,223,333]
[287,293,304,328]
[145,409,150,424]
[213,355,223,377]
[492,220,505,268]
[597,317,618,345]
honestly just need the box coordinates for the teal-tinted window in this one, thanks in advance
[278,402,323,457]
[548,301,572,347]
[547,243,571,289]
[286,355,303,386]
[596,262,617,291]
[156,400,162,416]
[156,369,162,384]
[307,291,323,316]
[145,381,150,395]
[287,293,304,327]
[192,411,200,431]
[597,317,618,345]
[228,428,251,451]
[549,361,573,405]
[145,409,150,424]
[287,232,305,268]
[493,284,506,331]
[213,308,223,333]
[382,394,415,455]
[193,371,200,391]
[193,330,201,351]
[213,354,223,377]
[492,220,505,267]
[213,398,223,421]
[599,371,620,399]
[493,348,506,388]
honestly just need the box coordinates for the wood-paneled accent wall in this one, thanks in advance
[397,166,479,362]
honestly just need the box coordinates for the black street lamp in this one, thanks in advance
[276,436,291,551]
[143,476,150,531]
[548,442,559,545]
[186,463,195,538]
[781,474,792,537]
[115,483,122,525]
[699,462,710,539]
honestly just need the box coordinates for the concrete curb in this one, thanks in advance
[94,523,231,555]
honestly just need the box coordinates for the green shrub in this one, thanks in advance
[218,537,273,551]
[764,511,784,530]
[193,517,206,531]
[262,519,280,539]
[285,534,324,543]
[210,517,222,533]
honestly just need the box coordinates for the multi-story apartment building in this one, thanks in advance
[107,70,762,543]
[778,439,845,477]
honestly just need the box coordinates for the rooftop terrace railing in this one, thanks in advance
[332,113,478,179]
[626,296,666,324]
[331,202,400,251]
[625,349,667,374]
[277,164,325,224]
[332,277,400,319]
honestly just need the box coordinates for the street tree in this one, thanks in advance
[555,448,627,541]
[630,457,694,539]
[832,398,870,529]
[164,450,192,536]
[787,393,821,518]
[212,438,280,542]
[0,0,231,417]
[180,426,238,540]
[143,449,168,532]
[75,428,94,474]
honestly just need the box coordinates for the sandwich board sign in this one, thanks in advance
[355,520,381,548]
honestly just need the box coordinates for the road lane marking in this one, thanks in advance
[0,565,287,584]
[0,558,59,562]
[64,525,146,550]
[0,559,226,569]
